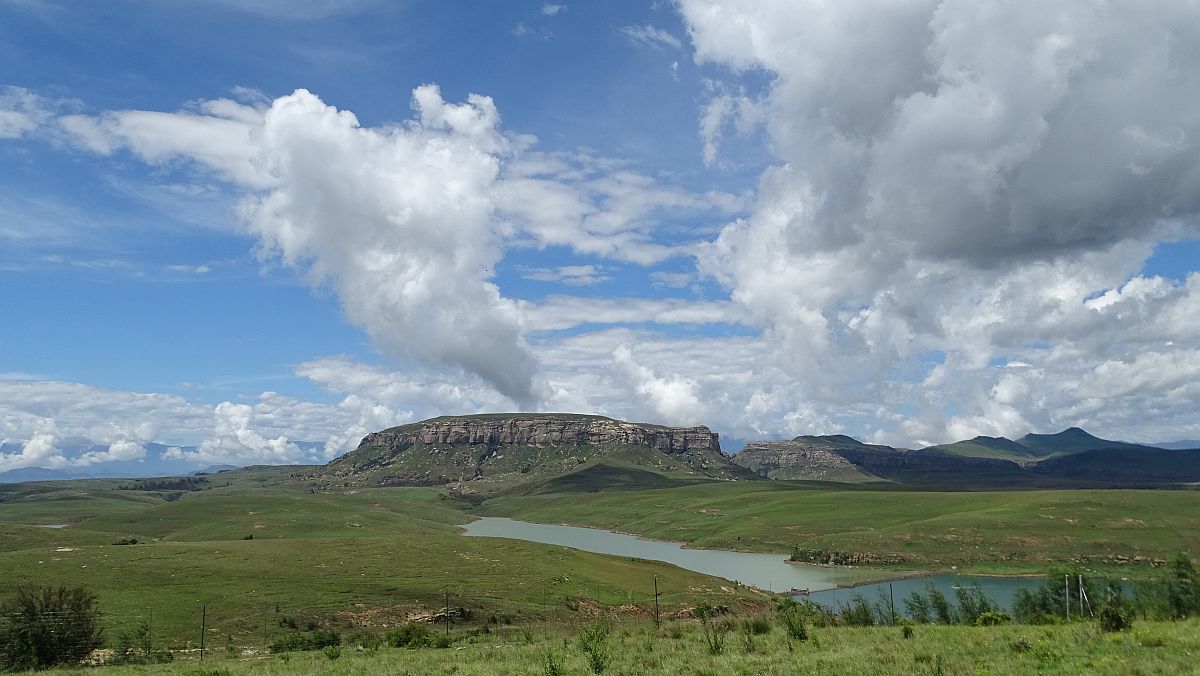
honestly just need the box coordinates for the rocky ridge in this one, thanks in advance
[359,415,721,454]
[732,441,859,480]
[311,414,746,490]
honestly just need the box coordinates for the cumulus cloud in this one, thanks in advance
[612,344,707,426]
[675,0,1200,442]
[56,87,743,409]
[541,3,565,16]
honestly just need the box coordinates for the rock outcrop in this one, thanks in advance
[308,414,748,491]
[359,415,720,454]
[733,441,859,479]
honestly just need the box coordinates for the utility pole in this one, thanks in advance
[200,605,207,661]
[653,576,661,626]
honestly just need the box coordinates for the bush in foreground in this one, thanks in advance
[0,585,104,671]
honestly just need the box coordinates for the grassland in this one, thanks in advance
[482,481,1200,572]
[62,617,1200,675]
[2,467,1198,671]
[0,478,763,649]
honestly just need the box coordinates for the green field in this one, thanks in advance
[1,469,1198,669]
[483,481,1200,572]
[0,478,763,649]
[61,617,1200,675]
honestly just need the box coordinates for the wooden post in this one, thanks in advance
[889,583,896,625]
[444,587,450,637]
[653,576,661,626]
[200,605,206,661]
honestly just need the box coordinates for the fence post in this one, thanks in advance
[1064,575,1070,621]
[889,583,896,625]
[200,605,206,661]
[653,576,661,626]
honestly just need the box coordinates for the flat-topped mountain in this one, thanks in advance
[359,414,721,454]
[309,413,754,492]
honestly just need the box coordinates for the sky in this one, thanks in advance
[2,0,1199,473]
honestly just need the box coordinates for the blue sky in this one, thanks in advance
[2,0,1199,473]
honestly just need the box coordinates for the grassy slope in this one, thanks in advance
[65,618,1200,675]
[0,481,763,647]
[481,482,1200,571]
[931,440,1036,461]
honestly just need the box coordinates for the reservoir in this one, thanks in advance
[465,517,889,592]
[464,517,1034,613]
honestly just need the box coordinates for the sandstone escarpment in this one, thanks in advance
[312,414,747,490]
[359,415,720,454]
[733,441,858,480]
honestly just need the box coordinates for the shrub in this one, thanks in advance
[901,624,914,639]
[543,649,565,676]
[1098,583,1134,633]
[268,628,340,653]
[904,591,931,624]
[1165,551,1200,619]
[112,620,172,665]
[577,621,611,674]
[1009,637,1034,653]
[322,645,341,660]
[695,605,727,655]
[112,537,138,545]
[975,611,1012,626]
[386,622,451,649]
[954,583,997,625]
[740,615,772,635]
[774,598,809,641]
[840,594,875,627]
[0,585,104,670]
[926,585,955,624]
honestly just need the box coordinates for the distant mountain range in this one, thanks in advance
[734,428,1200,489]
[3,417,1197,490]
[929,427,1164,461]
[0,439,322,484]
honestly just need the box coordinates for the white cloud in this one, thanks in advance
[0,86,55,139]
[618,24,683,50]
[55,87,744,409]
[521,296,743,332]
[541,3,565,16]
[649,271,693,289]
[672,0,1200,443]
[612,344,707,426]
[520,264,610,286]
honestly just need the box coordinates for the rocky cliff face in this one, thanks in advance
[309,414,744,491]
[733,441,857,479]
[358,415,720,454]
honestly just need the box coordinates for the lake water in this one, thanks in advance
[805,574,1035,613]
[465,517,883,592]
[463,517,1035,613]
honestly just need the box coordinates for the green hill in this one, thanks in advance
[930,427,1161,462]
